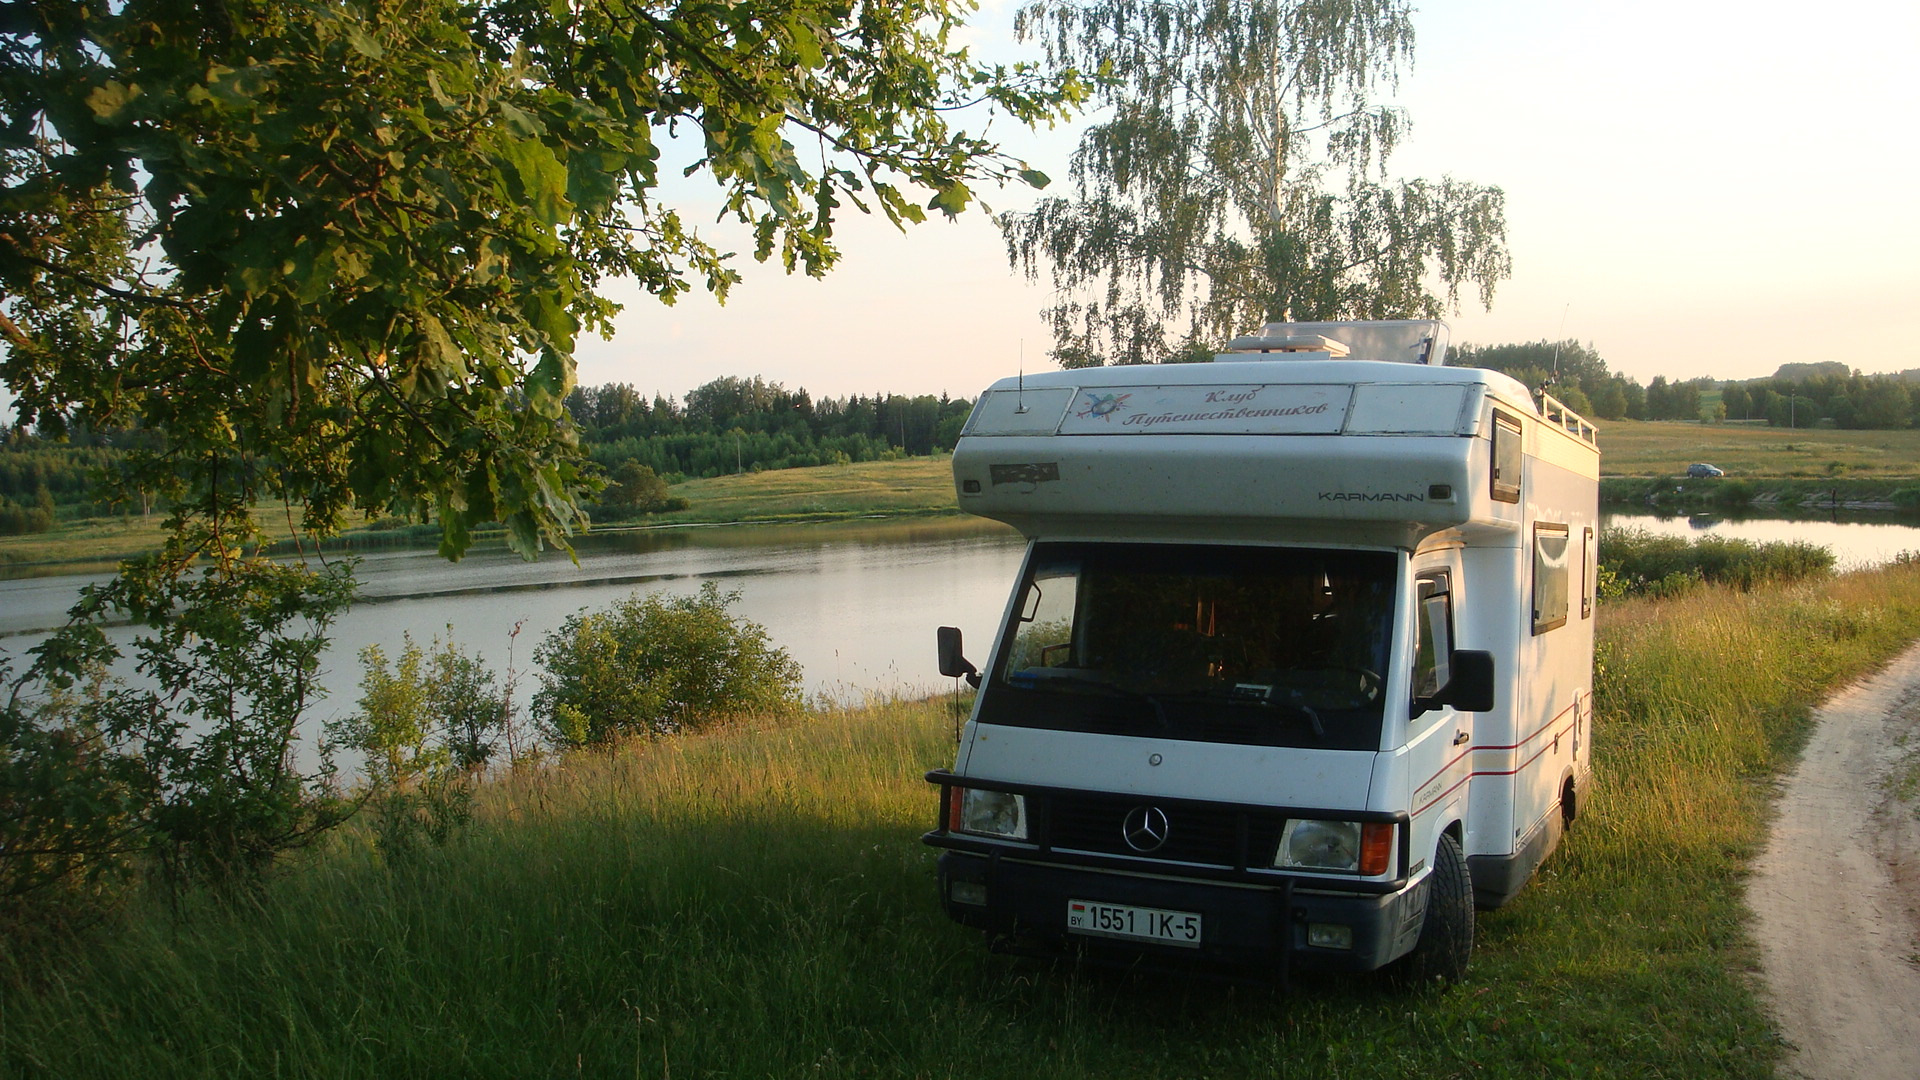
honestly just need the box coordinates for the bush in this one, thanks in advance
[533,583,802,746]
[0,659,148,937]
[1708,479,1756,507]
[1599,527,1835,597]
[4,557,356,909]
[324,631,512,857]
[598,460,686,515]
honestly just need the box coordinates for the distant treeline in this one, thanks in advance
[0,428,162,534]
[0,377,977,533]
[1454,341,1920,429]
[563,376,973,481]
[11,348,1920,536]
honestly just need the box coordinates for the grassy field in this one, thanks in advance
[1595,418,1920,479]
[0,458,967,577]
[641,456,958,525]
[9,561,1920,1078]
[0,501,346,577]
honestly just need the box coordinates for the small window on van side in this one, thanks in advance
[1533,523,1570,635]
[1581,526,1595,619]
[1413,574,1454,702]
[1491,412,1522,503]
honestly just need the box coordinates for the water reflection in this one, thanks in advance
[1602,512,1920,571]
[0,516,1029,741]
[6,510,1916,765]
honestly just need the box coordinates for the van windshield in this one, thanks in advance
[983,543,1398,751]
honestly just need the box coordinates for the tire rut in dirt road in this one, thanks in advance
[1749,641,1920,1080]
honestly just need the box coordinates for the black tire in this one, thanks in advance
[1396,832,1474,986]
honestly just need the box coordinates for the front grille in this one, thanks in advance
[1044,792,1288,869]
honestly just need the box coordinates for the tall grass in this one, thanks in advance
[7,567,1920,1078]
[1600,527,1835,597]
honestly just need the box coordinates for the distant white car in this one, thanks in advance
[1687,463,1725,478]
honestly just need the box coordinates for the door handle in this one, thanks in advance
[1452,730,1471,746]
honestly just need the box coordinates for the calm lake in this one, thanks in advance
[0,516,1027,742]
[3,510,1917,753]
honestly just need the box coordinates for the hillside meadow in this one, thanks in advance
[7,560,1920,1078]
[1594,418,1920,479]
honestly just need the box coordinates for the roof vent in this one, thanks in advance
[1216,319,1450,365]
[1222,333,1351,356]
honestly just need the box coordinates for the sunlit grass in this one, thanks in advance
[8,567,1920,1078]
[639,456,960,525]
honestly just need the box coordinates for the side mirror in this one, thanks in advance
[1443,650,1496,712]
[937,626,981,688]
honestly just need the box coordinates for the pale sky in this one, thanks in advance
[578,0,1920,402]
[5,2,1912,422]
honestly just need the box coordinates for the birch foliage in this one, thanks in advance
[1005,0,1511,367]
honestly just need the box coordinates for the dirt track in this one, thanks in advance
[1749,641,1920,1079]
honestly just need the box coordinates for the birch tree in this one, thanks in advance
[1004,0,1510,367]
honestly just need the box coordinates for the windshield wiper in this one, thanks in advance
[1163,684,1326,740]
[1009,669,1172,730]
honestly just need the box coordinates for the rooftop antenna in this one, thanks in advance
[1015,339,1028,413]
[1550,302,1570,380]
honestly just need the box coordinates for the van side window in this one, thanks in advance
[1533,524,1570,635]
[1412,574,1453,702]
[1491,413,1522,503]
[1581,526,1595,619]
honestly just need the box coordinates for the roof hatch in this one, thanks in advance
[1219,319,1450,366]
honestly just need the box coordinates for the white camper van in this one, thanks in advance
[927,320,1598,982]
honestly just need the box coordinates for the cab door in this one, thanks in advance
[1403,559,1471,875]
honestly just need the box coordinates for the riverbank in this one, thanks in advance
[0,457,967,578]
[8,561,1920,1077]
[10,422,1920,578]
[1600,475,1920,514]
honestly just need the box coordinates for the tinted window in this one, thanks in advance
[1534,524,1570,635]
[1492,412,1522,503]
[1413,574,1453,702]
[981,543,1399,751]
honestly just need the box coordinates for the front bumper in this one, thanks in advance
[937,849,1429,976]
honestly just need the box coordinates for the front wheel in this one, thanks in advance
[1395,832,1474,986]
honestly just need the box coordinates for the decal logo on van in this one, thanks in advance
[1075,392,1131,421]
[1122,401,1330,429]
[1318,491,1426,502]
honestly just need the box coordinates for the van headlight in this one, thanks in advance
[955,788,1028,840]
[1275,819,1394,875]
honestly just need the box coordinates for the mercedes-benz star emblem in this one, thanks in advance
[1122,806,1171,853]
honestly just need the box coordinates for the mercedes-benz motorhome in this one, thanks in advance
[926,320,1598,982]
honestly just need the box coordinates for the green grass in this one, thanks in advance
[0,458,966,577]
[634,455,959,526]
[10,564,1920,1078]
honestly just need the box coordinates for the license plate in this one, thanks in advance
[1066,899,1202,948]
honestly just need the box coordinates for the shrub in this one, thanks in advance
[1599,527,1835,597]
[598,460,688,515]
[325,632,510,857]
[5,557,356,902]
[0,659,148,937]
[533,583,802,746]
[1709,479,1756,507]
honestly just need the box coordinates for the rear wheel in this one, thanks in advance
[1397,832,1474,986]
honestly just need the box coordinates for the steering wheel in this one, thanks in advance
[1274,664,1385,707]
